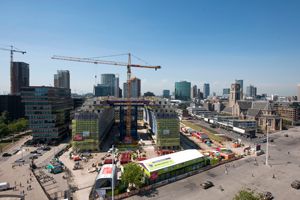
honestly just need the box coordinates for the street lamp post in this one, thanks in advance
[112,145,114,200]
[266,121,269,166]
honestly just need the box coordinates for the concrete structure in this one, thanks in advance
[21,86,73,141]
[11,62,29,95]
[163,90,170,98]
[214,102,223,112]
[246,84,257,98]
[274,102,300,122]
[229,83,242,107]
[223,88,230,95]
[203,83,210,99]
[0,95,25,120]
[54,70,70,89]
[123,78,141,98]
[236,79,243,94]
[175,81,191,101]
[271,94,278,101]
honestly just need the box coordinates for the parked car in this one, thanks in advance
[43,147,51,151]
[36,146,43,150]
[2,153,11,157]
[14,159,25,162]
[29,156,38,159]
[261,139,267,143]
[35,153,42,156]
[284,134,289,137]
[30,150,38,154]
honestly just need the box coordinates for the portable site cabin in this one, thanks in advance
[95,164,117,190]
[0,182,9,191]
[138,149,208,185]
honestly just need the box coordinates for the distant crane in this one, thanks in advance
[52,54,161,142]
[0,46,26,94]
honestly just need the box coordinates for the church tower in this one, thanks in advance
[229,83,242,107]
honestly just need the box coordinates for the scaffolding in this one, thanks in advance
[156,114,180,148]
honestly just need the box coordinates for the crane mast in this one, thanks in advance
[52,54,160,142]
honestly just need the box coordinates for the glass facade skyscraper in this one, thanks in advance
[203,83,210,99]
[21,86,73,141]
[175,81,191,101]
[101,74,119,97]
[163,90,170,98]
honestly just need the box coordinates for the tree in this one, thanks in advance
[121,162,143,188]
[0,124,8,139]
[182,104,187,110]
[1,110,10,125]
[233,188,262,200]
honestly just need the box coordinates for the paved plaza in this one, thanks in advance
[128,126,300,200]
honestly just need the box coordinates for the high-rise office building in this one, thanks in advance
[197,89,201,99]
[236,79,243,94]
[223,88,230,95]
[203,83,210,99]
[94,84,111,97]
[123,78,141,98]
[11,62,30,95]
[191,85,197,99]
[54,70,70,89]
[175,81,191,101]
[163,90,170,98]
[21,86,73,141]
[101,74,119,97]
[0,95,25,121]
[246,84,257,98]
[297,84,300,101]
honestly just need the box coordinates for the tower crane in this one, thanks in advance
[0,46,26,94]
[52,54,161,142]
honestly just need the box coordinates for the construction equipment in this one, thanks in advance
[52,54,161,142]
[0,46,26,94]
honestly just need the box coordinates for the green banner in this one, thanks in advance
[146,157,175,170]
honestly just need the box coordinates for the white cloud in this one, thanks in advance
[161,79,169,83]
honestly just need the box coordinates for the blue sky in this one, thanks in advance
[0,1,299,96]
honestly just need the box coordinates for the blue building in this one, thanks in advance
[175,81,191,101]
[94,84,111,97]
[163,90,170,98]
[203,83,210,99]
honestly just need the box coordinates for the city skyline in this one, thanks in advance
[1,1,300,96]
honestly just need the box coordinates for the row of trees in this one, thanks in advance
[0,110,29,138]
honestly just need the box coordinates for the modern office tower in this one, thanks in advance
[163,90,170,98]
[175,81,191,101]
[190,85,197,99]
[123,78,141,98]
[229,83,243,106]
[197,89,201,99]
[203,83,210,99]
[236,79,243,93]
[94,84,111,97]
[11,62,29,95]
[54,70,70,89]
[0,95,25,120]
[119,88,122,98]
[21,86,73,141]
[100,74,120,97]
[298,84,300,101]
[246,84,257,98]
[223,88,230,95]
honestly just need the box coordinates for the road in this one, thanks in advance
[127,125,300,200]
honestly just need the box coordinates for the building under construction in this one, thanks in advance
[72,97,180,151]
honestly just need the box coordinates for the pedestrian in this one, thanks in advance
[29,185,31,190]
[15,181,16,185]
[27,180,29,184]
[30,173,31,176]
[252,174,254,177]
[20,191,22,195]
[233,164,235,168]
[288,152,290,155]
[30,178,31,181]
[23,190,24,195]
[27,186,28,191]
[20,183,21,187]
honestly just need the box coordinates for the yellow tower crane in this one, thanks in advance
[51,54,161,142]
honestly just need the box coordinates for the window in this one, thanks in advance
[170,166,174,169]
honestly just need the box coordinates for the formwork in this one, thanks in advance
[155,114,180,148]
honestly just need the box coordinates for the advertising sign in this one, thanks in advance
[74,135,82,140]
[163,130,169,135]
[125,137,132,143]
[83,131,90,137]
[150,172,159,180]
[146,157,175,170]
[85,139,94,142]
[102,167,113,174]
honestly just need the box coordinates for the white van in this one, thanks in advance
[0,182,9,191]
